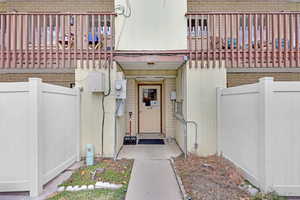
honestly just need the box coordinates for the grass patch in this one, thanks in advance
[60,159,132,186]
[47,158,133,200]
[251,192,287,200]
[48,189,123,200]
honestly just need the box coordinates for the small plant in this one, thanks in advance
[251,192,287,200]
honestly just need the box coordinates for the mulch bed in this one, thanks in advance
[174,154,250,200]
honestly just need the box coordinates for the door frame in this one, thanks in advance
[137,83,163,134]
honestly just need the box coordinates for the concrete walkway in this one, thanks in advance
[121,136,183,200]
[125,159,182,200]
[118,143,182,160]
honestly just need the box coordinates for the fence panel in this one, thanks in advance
[217,83,262,187]
[268,82,300,195]
[217,77,300,196]
[41,83,80,185]
[0,78,80,197]
[0,82,31,192]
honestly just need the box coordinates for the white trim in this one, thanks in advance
[221,83,259,96]
[0,181,30,192]
[273,185,300,196]
[0,82,29,92]
[216,87,222,155]
[75,87,81,162]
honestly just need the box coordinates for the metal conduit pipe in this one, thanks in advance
[114,99,123,161]
[174,113,198,159]
[186,120,198,150]
[174,114,188,159]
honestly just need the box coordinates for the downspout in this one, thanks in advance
[113,64,126,161]
[101,61,112,157]
[114,114,117,160]
[114,99,123,160]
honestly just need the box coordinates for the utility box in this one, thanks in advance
[170,91,176,101]
[115,79,127,99]
[87,72,105,92]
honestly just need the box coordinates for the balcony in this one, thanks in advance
[187,12,300,68]
[0,13,115,69]
[2,12,300,69]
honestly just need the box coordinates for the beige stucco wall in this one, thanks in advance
[185,61,227,156]
[115,0,187,50]
[75,62,125,157]
[75,58,226,157]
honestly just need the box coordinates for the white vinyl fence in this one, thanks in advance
[217,77,300,196]
[0,78,80,197]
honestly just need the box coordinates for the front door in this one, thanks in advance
[139,85,161,133]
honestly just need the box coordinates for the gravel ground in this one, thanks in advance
[174,154,250,200]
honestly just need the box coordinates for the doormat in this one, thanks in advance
[138,139,165,145]
[123,136,137,145]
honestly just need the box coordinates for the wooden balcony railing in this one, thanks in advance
[187,12,300,68]
[2,12,300,69]
[0,13,115,69]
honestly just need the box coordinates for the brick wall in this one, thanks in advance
[0,73,75,87]
[3,0,300,14]
[0,2,6,12]
[227,72,300,87]
[188,0,300,12]
[6,0,300,13]
[6,0,114,12]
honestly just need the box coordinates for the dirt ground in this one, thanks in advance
[175,154,250,200]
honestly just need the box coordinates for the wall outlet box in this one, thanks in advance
[87,72,105,92]
[170,91,176,100]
